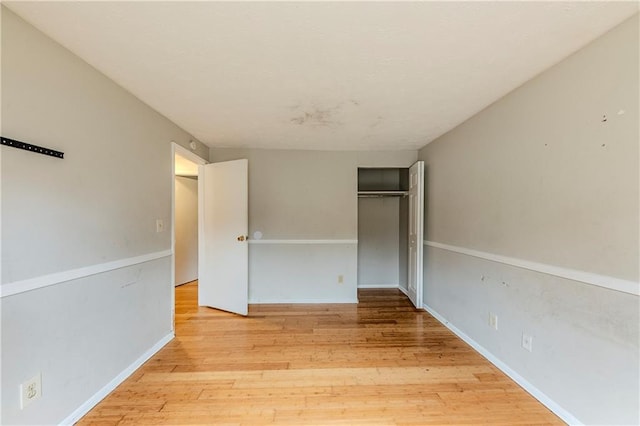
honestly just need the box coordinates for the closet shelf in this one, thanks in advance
[357,190,408,198]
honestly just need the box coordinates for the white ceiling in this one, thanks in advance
[7,1,638,151]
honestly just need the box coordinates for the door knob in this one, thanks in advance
[237,235,245,241]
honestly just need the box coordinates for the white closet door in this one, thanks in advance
[407,161,424,309]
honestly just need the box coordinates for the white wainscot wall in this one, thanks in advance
[248,241,358,303]
[422,244,639,425]
[1,257,173,425]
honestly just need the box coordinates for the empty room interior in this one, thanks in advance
[1,2,638,425]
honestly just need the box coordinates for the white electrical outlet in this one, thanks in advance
[156,219,164,233]
[489,312,498,330]
[20,374,42,409]
[522,333,533,352]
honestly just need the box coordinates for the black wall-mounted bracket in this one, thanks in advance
[1,136,64,159]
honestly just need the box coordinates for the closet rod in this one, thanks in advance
[357,191,408,198]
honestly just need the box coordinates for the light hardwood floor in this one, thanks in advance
[78,283,563,425]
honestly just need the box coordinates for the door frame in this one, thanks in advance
[171,142,207,331]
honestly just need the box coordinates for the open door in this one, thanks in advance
[198,159,248,316]
[407,160,424,309]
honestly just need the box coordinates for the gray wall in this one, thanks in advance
[418,14,639,425]
[174,176,198,285]
[209,148,417,302]
[358,197,400,287]
[1,8,204,424]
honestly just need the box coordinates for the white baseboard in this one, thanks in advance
[357,283,399,289]
[422,304,582,426]
[60,332,174,425]
[249,298,359,304]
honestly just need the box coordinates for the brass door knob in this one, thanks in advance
[237,235,245,241]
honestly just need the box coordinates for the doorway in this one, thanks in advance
[171,142,207,331]
[174,155,199,286]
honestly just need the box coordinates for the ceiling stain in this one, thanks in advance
[290,106,337,126]
[289,101,360,127]
[369,115,384,128]
[10,2,636,151]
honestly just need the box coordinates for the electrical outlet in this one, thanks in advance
[489,312,498,330]
[337,275,344,284]
[156,219,164,233]
[522,333,533,352]
[20,374,42,409]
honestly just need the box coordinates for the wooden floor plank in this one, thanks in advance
[78,283,563,425]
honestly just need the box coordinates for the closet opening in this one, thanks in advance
[357,167,410,295]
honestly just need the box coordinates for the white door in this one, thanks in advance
[407,161,424,309]
[198,159,248,316]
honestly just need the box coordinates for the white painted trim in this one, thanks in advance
[0,139,3,304]
[422,304,582,426]
[0,250,173,298]
[197,164,205,310]
[249,239,358,245]
[172,141,207,167]
[357,283,399,289]
[60,332,174,426]
[409,160,425,309]
[249,298,359,304]
[424,241,639,296]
